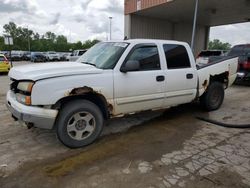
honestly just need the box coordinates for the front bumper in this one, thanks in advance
[6,91,58,129]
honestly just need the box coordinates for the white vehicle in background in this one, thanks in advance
[6,39,238,148]
[45,51,60,61]
[196,50,227,65]
[67,49,87,61]
[11,50,24,61]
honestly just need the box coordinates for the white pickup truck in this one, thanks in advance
[6,39,238,148]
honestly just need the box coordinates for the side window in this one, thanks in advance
[127,45,161,71]
[163,44,191,69]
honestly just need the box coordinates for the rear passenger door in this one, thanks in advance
[114,44,166,115]
[162,44,197,107]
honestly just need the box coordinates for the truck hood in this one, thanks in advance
[9,62,103,81]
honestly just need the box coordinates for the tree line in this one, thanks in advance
[208,39,231,51]
[0,22,100,52]
[0,22,232,52]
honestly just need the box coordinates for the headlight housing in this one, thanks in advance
[17,81,34,93]
[16,81,34,105]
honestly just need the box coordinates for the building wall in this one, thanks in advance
[128,14,174,39]
[173,22,209,54]
[125,14,210,55]
[125,0,169,14]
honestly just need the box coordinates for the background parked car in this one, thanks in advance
[67,49,87,61]
[59,52,71,61]
[22,51,31,61]
[31,52,47,62]
[45,51,60,61]
[196,50,227,65]
[0,54,10,73]
[10,50,23,61]
[1,51,10,60]
[228,44,250,81]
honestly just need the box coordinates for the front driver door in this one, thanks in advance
[113,44,166,115]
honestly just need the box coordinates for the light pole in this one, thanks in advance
[27,26,31,53]
[109,16,113,40]
[191,0,199,52]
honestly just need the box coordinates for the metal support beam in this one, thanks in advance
[191,0,199,52]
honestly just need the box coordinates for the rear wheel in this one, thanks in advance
[200,82,224,111]
[56,100,104,148]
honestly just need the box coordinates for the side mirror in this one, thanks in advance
[121,60,140,73]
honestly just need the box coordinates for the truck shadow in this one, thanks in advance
[102,102,203,137]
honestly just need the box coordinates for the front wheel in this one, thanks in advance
[200,82,225,111]
[56,100,104,148]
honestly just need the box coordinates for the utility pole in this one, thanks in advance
[191,0,199,52]
[109,17,113,40]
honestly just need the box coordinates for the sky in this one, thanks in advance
[0,0,124,42]
[0,0,250,46]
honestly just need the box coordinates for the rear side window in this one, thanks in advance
[163,44,191,69]
[127,45,160,71]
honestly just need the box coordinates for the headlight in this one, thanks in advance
[16,93,31,105]
[17,81,34,92]
[16,81,34,105]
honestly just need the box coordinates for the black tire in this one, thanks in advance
[200,82,224,111]
[56,100,104,148]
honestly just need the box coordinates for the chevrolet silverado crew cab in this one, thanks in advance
[6,39,238,148]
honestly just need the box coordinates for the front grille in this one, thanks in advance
[10,79,18,93]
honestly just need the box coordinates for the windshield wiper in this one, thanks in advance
[82,62,96,67]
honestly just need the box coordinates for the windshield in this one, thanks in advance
[228,46,244,56]
[0,56,6,61]
[77,42,129,69]
[229,45,250,56]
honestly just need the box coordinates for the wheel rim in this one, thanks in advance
[67,111,96,141]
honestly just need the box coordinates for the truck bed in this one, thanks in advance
[197,56,238,97]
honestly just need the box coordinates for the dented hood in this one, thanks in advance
[8,62,103,81]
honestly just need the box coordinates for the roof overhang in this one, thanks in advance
[131,0,250,26]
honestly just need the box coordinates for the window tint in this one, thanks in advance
[127,45,160,71]
[163,44,191,69]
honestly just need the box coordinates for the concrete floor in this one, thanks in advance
[0,62,250,188]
